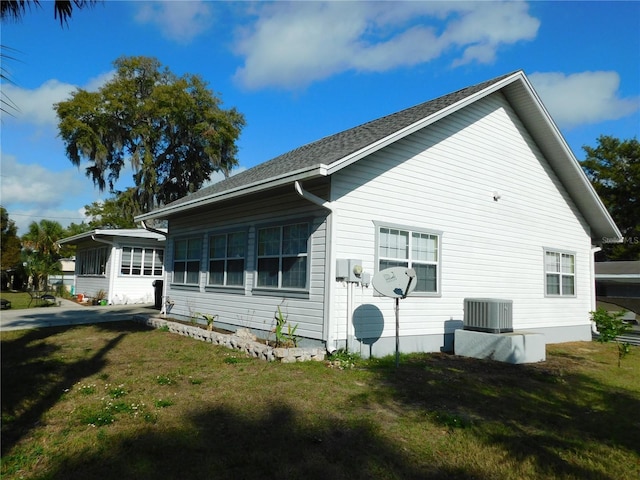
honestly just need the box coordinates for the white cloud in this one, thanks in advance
[1,70,115,128]
[530,71,640,129]
[233,1,540,90]
[0,153,92,233]
[135,0,213,44]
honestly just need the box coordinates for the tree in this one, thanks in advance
[22,219,65,289]
[1,1,98,26]
[84,188,141,229]
[1,207,23,289]
[581,136,640,261]
[55,56,245,213]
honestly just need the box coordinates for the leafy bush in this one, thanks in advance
[591,308,632,367]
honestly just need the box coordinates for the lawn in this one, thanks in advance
[0,292,38,310]
[1,321,638,480]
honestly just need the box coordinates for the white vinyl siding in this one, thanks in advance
[173,237,201,285]
[208,232,245,287]
[120,246,164,276]
[330,91,594,347]
[544,250,576,296]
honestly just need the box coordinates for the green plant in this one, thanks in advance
[199,312,218,331]
[272,305,299,348]
[591,308,632,367]
[94,289,107,300]
[327,349,361,369]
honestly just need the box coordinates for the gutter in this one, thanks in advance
[294,181,338,354]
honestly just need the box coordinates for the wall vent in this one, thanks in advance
[463,298,513,333]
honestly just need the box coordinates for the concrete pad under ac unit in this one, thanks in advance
[454,329,546,364]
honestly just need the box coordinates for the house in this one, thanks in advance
[595,261,640,319]
[135,70,621,357]
[58,228,166,305]
[49,257,76,293]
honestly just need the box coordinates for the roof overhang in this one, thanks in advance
[135,165,329,222]
[58,228,166,245]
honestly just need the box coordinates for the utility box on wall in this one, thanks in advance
[336,259,363,283]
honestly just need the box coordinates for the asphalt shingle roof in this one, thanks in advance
[159,71,518,211]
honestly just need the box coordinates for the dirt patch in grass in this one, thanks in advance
[2,324,639,480]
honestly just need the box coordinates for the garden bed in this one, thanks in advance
[133,315,326,363]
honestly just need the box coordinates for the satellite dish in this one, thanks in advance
[371,267,417,298]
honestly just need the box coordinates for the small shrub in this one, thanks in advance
[591,308,632,367]
[327,349,361,369]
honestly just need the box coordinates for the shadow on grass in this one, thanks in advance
[0,322,148,456]
[29,403,475,480]
[365,353,640,479]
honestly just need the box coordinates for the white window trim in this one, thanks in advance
[543,248,577,297]
[207,230,247,288]
[373,221,442,297]
[120,246,164,277]
[172,237,202,286]
[255,221,310,291]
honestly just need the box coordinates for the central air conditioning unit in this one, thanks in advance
[463,298,513,334]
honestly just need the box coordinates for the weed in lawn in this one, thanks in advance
[154,399,174,408]
[155,375,173,386]
[106,384,127,399]
[78,383,97,396]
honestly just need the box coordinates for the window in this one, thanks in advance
[377,226,440,293]
[120,247,164,276]
[208,232,245,286]
[257,223,308,289]
[545,250,575,296]
[77,247,108,276]
[173,237,201,285]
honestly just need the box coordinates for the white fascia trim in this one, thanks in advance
[135,165,329,221]
[326,72,526,176]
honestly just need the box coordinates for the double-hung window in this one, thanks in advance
[173,237,201,285]
[257,223,308,289]
[120,247,164,276]
[545,250,575,296]
[208,232,246,287]
[377,226,440,294]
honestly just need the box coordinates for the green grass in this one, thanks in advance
[0,292,35,310]
[1,321,639,480]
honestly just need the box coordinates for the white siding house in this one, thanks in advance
[58,229,166,305]
[136,71,621,357]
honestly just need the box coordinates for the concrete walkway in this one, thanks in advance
[0,298,157,331]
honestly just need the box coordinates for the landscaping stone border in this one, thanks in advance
[133,315,326,363]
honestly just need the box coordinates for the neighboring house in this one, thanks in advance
[135,70,621,357]
[49,257,76,292]
[58,229,166,305]
[595,261,640,316]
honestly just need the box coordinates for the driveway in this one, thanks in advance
[0,299,157,331]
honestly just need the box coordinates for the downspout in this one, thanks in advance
[91,235,117,305]
[140,220,169,314]
[590,245,601,334]
[294,181,338,354]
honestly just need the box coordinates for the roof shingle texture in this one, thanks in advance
[165,72,516,209]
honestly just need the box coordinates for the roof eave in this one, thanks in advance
[135,164,329,221]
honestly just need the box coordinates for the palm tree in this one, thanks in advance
[22,219,65,289]
[1,1,98,26]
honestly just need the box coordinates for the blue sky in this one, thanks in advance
[1,0,639,234]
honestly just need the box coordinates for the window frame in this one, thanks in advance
[172,236,202,286]
[207,230,247,288]
[120,246,164,277]
[77,246,108,276]
[544,248,576,297]
[374,221,442,297]
[255,221,310,291]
